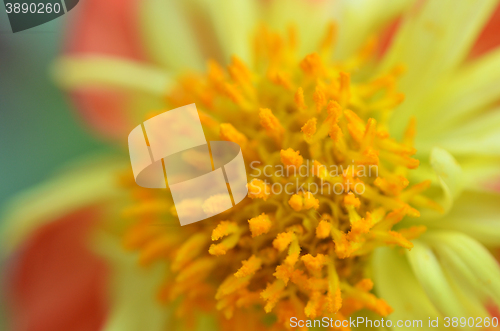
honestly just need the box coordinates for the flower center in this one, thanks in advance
[121,23,440,328]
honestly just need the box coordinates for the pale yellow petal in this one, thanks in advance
[372,247,442,331]
[93,233,170,331]
[423,109,500,156]
[423,231,500,308]
[334,0,415,60]
[413,156,500,194]
[382,0,499,138]
[192,0,258,64]
[460,156,500,192]
[52,56,173,94]
[422,192,500,246]
[0,156,125,256]
[413,47,500,137]
[429,147,463,214]
[263,0,336,57]
[140,0,204,71]
[406,241,468,318]
[425,236,492,318]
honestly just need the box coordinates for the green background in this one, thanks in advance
[0,8,110,208]
[1,6,113,328]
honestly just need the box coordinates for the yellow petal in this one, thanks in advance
[334,0,413,60]
[140,0,204,71]
[1,156,124,257]
[429,147,463,214]
[424,231,500,308]
[413,48,500,136]
[372,247,442,330]
[52,56,172,95]
[383,0,499,138]
[405,241,468,318]
[432,109,500,156]
[92,233,170,331]
[192,0,257,64]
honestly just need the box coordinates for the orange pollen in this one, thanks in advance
[280,148,304,168]
[220,123,248,147]
[248,213,272,237]
[301,117,317,142]
[122,23,437,330]
[259,108,284,145]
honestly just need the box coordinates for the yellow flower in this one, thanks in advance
[109,17,449,327]
[4,0,498,330]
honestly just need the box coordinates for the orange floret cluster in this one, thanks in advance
[119,23,438,330]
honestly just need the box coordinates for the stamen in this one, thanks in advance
[294,87,307,111]
[247,179,271,201]
[301,117,317,142]
[313,84,327,113]
[248,213,272,237]
[123,23,438,327]
[220,123,248,147]
[280,148,304,168]
[235,255,262,278]
[300,53,324,76]
[259,108,284,145]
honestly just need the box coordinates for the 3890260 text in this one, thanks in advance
[5,2,62,14]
